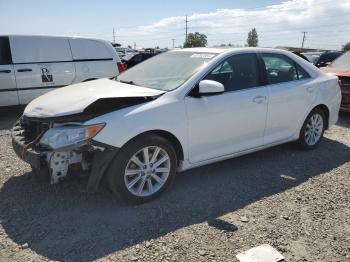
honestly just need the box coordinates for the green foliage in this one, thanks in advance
[184,32,207,48]
[247,28,258,47]
[343,42,350,52]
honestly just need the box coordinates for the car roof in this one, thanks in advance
[302,52,323,55]
[172,47,322,80]
[0,34,108,42]
[172,47,295,55]
[302,51,342,55]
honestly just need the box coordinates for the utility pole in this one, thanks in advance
[134,42,136,50]
[185,15,189,43]
[113,28,116,44]
[172,39,176,48]
[301,32,307,49]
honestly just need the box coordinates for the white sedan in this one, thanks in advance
[12,48,341,203]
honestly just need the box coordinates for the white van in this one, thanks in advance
[0,35,124,107]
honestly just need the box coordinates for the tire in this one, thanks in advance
[31,165,50,182]
[106,134,177,203]
[297,108,326,150]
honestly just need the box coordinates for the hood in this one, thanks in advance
[321,67,350,77]
[24,79,165,119]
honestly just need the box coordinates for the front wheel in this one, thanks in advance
[107,134,177,203]
[297,109,326,150]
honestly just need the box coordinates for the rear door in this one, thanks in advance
[0,36,18,106]
[260,53,314,144]
[11,36,75,105]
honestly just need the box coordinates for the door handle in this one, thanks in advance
[17,68,32,72]
[253,95,266,104]
[0,70,11,73]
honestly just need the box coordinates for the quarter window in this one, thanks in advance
[204,53,260,92]
[296,64,310,80]
[261,54,310,84]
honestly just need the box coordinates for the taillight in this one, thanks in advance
[117,62,126,73]
[338,79,343,87]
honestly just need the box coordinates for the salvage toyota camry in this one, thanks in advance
[12,48,341,202]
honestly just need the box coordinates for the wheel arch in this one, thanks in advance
[312,104,330,129]
[126,129,185,165]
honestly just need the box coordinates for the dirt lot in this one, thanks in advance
[0,110,349,262]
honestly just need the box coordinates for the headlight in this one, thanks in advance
[40,123,105,150]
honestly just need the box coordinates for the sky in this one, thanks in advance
[0,0,350,50]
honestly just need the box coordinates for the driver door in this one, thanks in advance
[185,53,268,164]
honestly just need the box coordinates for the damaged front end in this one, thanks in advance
[12,116,119,193]
[11,87,163,192]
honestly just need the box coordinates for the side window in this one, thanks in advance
[0,37,12,65]
[11,36,72,63]
[69,39,112,60]
[204,53,260,92]
[261,54,298,84]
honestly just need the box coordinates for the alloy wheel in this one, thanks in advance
[305,113,324,146]
[124,146,171,197]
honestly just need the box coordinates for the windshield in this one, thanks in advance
[330,52,350,70]
[118,51,216,91]
[302,53,321,64]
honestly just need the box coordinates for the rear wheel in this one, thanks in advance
[297,109,325,150]
[107,134,177,203]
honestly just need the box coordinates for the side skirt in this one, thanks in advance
[178,137,297,172]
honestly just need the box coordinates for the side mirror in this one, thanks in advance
[198,80,224,96]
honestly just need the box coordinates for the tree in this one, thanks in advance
[343,42,350,52]
[184,32,207,48]
[247,28,258,47]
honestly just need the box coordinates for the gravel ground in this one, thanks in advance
[0,110,349,262]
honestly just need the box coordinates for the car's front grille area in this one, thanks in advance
[13,117,50,145]
[339,76,350,88]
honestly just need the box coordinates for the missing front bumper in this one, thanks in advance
[12,128,119,192]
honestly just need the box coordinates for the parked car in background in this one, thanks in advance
[322,51,350,111]
[115,47,137,58]
[302,51,342,68]
[0,35,124,107]
[121,52,158,69]
[12,48,341,203]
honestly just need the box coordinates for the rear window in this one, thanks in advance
[10,36,72,63]
[0,37,12,65]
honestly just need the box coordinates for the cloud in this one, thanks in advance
[119,0,350,49]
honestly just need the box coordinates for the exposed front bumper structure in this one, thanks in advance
[11,118,119,192]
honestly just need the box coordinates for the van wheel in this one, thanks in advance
[107,134,177,203]
[297,109,325,150]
